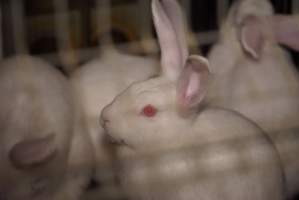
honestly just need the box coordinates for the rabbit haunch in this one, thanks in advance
[207,0,299,197]
[0,55,93,200]
[101,0,285,199]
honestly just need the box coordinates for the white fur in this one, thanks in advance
[100,1,285,199]
[0,55,92,200]
[207,0,299,196]
[70,46,158,182]
[53,88,94,200]
[207,0,299,132]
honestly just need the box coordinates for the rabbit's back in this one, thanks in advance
[119,108,285,200]
[0,55,73,153]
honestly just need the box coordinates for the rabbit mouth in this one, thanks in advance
[107,135,125,146]
[105,132,135,150]
[102,123,135,150]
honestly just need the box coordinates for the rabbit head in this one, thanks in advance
[101,0,210,155]
[227,0,273,25]
[209,0,274,72]
[210,0,299,68]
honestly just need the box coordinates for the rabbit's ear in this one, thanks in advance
[239,15,265,60]
[152,0,188,80]
[177,55,210,115]
[161,0,188,59]
[270,15,299,51]
[9,133,57,169]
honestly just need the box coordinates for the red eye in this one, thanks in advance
[141,104,157,117]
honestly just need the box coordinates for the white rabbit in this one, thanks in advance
[0,55,93,200]
[100,1,285,200]
[207,0,299,196]
[207,0,299,133]
[70,3,159,185]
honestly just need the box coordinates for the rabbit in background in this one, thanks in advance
[0,55,93,200]
[100,0,285,199]
[207,0,299,197]
[70,0,160,188]
[207,0,299,133]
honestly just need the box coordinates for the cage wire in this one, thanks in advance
[11,0,28,54]
[3,0,294,70]
[53,0,78,74]
[0,0,221,73]
[0,4,2,60]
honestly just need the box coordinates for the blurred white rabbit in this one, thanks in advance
[0,55,93,200]
[207,0,299,133]
[207,0,299,196]
[100,0,285,199]
[70,0,159,185]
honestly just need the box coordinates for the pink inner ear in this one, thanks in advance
[9,134,57,169]
[177,55,210,114]
[183,72,200,105]
[240,16,264,59]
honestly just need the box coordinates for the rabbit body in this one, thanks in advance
[106,107,285,200]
